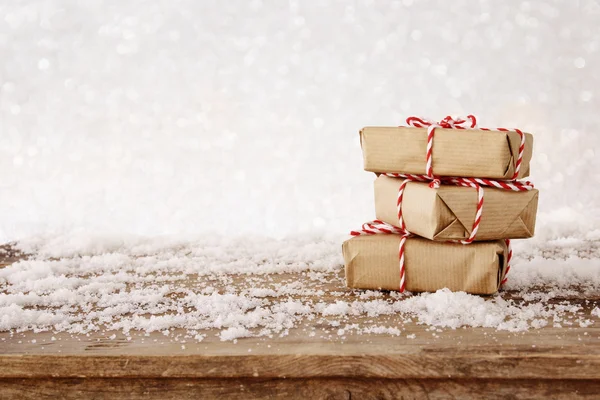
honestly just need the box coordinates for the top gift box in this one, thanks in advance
[360,126,534,179]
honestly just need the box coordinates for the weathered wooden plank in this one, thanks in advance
[1,378,599,400]
[2,243,600,399]
[1,353,600,380]
[2,307,599,356]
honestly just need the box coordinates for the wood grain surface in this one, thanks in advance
[1,244,599,399]
[2,378,600,400]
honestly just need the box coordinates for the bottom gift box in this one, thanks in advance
[342,235,508,295]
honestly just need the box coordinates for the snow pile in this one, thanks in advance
[397,289,582,331]
[1,234,599,341]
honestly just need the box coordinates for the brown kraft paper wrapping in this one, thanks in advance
[342,235,508,295]
[360,126,534,179]
[374,175,539,241]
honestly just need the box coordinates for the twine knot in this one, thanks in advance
[406,115,477,130]
[428,178,441,189]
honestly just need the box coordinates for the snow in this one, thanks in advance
[397,289,553,332]
[220,327,253,342]
[0,234,599,340]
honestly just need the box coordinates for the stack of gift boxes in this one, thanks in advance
[343,118,539,295]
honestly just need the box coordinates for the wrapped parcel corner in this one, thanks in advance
[342,235,508,295]
[374,175,538,241]
[360,126,533,179]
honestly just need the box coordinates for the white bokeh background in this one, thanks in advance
[1,0,599,242]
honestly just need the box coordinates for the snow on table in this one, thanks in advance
[1,234,600,341]
[1,235,600,398]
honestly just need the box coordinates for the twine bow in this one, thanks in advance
[407,115,477,130]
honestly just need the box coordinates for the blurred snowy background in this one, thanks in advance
[1,0,599,242]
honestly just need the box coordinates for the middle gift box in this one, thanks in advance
[374,175,539,241]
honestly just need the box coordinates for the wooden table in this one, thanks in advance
[1,244,600,399]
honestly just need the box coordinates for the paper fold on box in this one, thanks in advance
[360,126,533,179]
[374,175,538,241]
[343,235,507,295]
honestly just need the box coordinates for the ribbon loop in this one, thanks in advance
[406,115,477,130]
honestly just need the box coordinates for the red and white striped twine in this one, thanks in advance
[350,220,411,292]
[350,220,512,292]
[405,114,526,181]
[351,115,532,293]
